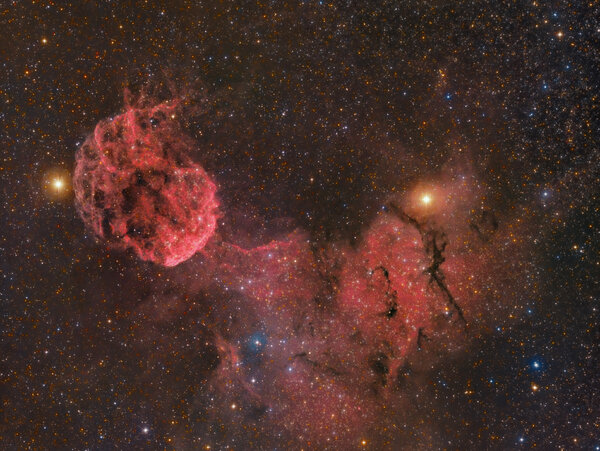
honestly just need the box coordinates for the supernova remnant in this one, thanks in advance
[73,99,218,266]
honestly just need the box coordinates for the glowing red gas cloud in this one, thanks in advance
[73,98,218,266]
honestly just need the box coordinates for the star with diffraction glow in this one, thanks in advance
[421,193,432,205]
[52,178,64,191]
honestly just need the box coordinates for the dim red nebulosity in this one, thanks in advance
[128,166,536,447]
[73,98,218,266]
[73,101,534,445]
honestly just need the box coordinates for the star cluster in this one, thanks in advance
[1,1,599,450]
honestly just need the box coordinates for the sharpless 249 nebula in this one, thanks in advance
[2,1,598,450]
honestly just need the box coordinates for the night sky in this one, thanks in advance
[2,1,599,450]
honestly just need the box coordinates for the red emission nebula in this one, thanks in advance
[73,98,218,267]
[74,97,532,447]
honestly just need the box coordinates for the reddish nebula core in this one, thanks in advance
[73,100,218,267]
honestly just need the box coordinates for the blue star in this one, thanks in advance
[247,331,267,352]
[529,357,546,372]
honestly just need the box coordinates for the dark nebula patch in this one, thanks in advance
[5,2,598,449]
[73,99,218,266]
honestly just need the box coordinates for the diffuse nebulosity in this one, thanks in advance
[73,102,527,446]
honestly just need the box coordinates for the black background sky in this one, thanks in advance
[1,1,599,449]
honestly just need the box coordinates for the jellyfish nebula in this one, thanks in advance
[73,99,218,267]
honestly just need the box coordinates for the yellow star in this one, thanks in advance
[52,178,64,190]
[421,193,432,205]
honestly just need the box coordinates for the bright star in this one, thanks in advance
[52,178,64,190]
[421,194,432,205]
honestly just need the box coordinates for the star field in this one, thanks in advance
[1,1,599,450]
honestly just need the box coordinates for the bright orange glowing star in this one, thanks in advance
[421,193,432,205]
[52,178,64,190]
